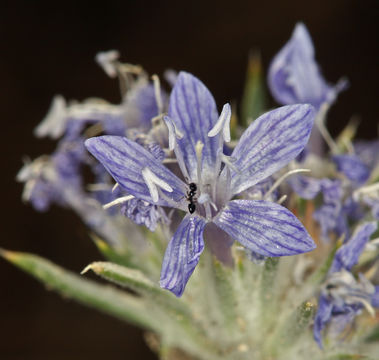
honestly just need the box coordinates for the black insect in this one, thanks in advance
[186,182,197,214]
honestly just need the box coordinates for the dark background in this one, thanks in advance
[1,1,378,359]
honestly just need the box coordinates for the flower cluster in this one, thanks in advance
[11,23,379,360]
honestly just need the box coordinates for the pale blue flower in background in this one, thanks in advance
[313,221,379,348]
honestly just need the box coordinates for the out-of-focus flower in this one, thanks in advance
[268,23,347,110]
[313,221,379,348]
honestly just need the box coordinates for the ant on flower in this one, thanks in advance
[186,183,197,214]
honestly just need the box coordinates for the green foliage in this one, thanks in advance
[240,51,266,127]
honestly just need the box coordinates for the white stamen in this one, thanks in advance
[162,115,188,179]
[95,50,120,78]
[164,116,177,151]
[208,103,231,142]
[151,74,163,115]
[162,158,178,164]
[142,167,173,203]
[16,160,33,183]
[204,202,212,220]
[353,182,379,201]
[22,179,36,202]
[264,168,311,200]
[112,183,120,193]
[34,95,67,139]
[163,116,184,150]
[220,153,239,173]
[347,295,375,317]
[277,195,287,205]
[103,195,135,210]
[171,119,184,139]
[195,141,204,185]
[87,184,112,192]
[316,102,339,154]
[365,238,379,251]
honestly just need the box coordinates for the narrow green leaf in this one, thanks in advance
[0,248,161,330]
[82,261,189,315]
[1,249,220,359]
[310,239,341,284]
[240,50,266,127]
[92,234,134,267]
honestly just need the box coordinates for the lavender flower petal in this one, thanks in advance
[313,295,333,348]
[330,221,378,273]
[333,154,370,185]
[85,136,186,206]
[268,23,345,109]
[371,286,379,308]
[121,198,165,231]
[125,81,166,129]
[168,72,220,181]
[287,175,323,199]
[354,140,379,169]
[214,199,316,257]
[230,104,315,195]
[160,215,206,297]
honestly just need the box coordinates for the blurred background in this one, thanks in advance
[1,0,378,359]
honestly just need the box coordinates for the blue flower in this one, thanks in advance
[85,71,317,296]
[354,140,379,170]
[268,23,347,110]
[332,154,370,186]
[17,136,86,212]
[313,221,378,348]
[34,76,166,141]
[289,146,377,241]
[288,174,347,242]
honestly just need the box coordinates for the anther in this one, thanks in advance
[220,153,239,173]
[264,168,311,200]
[353,182,379,201]
[195,141,204,186]
[103,195,135,210]
[95,50,120,78]
[151,74,163,115]
[34,95,67,139]
[163,116,184,151]
[208,103,231,142]
[142,167,173,203]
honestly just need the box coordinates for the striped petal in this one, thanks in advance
[214,199,316,257]
[160,215,206,297]
[168,72,220,182]
[332,154,370,185]
[313,295,333,349]
[330,221,378,273]
[268,23,344,109]
[230,104,315,195]
[85,136,186,207]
